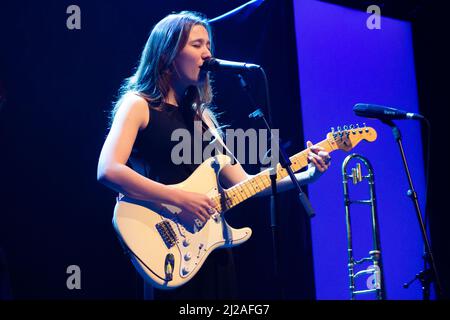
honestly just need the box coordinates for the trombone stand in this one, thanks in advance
[381,119,442,299]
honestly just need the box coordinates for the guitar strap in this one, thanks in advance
[199,110,240,165]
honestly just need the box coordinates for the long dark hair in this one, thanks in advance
[110,11,221,130]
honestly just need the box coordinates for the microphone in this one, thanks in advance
[200,57,260,72]
[353,103,424,120]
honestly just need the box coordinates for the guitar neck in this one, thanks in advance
[213,137,339,212]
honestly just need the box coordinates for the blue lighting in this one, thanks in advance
[294,0,426,299]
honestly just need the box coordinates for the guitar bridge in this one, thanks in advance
[156,221,178,249]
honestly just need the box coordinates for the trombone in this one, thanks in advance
[342,153,386,300]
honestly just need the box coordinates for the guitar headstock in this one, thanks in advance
[327,123,377,151]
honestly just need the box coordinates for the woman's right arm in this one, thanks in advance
[97,94,172,202]
[97,94,214,222]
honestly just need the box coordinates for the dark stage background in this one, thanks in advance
[0,0,312,299]
[0,0,449,299]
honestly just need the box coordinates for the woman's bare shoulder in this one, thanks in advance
[116,92,150,129]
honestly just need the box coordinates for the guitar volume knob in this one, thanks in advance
[184,252,192,261]
[182,266,191,275]
[183,238,191,247]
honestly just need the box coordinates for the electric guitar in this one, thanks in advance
[112,124,377,289]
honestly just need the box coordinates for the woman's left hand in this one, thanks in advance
[307,140,331,173]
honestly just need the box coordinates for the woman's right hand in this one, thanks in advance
[170,189,217,228]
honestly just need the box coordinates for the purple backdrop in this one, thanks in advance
[293,0,426,299]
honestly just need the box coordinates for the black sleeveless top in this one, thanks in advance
[128,101,238,300]
[128,102,207,183]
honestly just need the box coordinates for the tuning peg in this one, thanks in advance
[363,122,369,132]
[331,127,337,139]
[349,124,356,134]
[356,123,363,133]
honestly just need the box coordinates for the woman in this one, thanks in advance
[97,11,330,300]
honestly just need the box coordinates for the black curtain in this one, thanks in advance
[0,0,314,299]
[412,2,450,300]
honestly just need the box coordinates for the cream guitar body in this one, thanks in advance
[113,154,251,289]
[112,125,377,289]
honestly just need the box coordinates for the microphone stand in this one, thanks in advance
[381,119,442,299]
[237,72,315,299]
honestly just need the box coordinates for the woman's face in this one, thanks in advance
[172,24,212,88]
